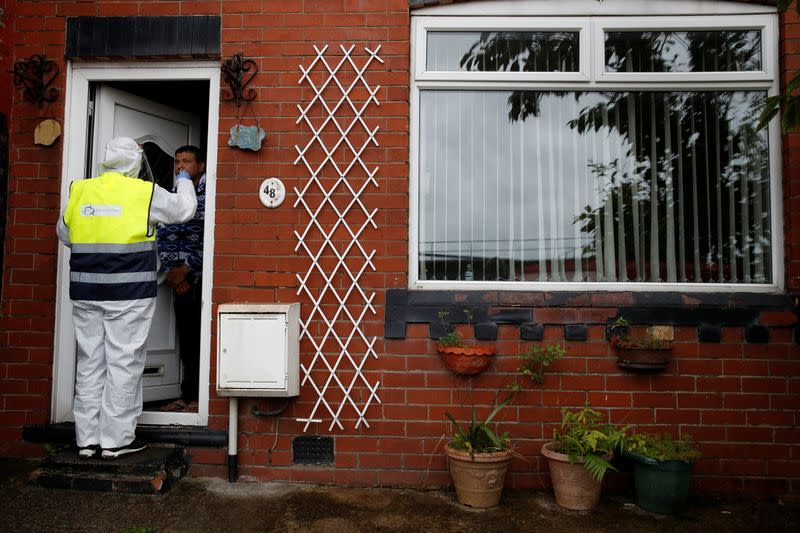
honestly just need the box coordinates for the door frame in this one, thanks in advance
[53,61,220,426]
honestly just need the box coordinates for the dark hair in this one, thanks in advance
[175,145,205,164]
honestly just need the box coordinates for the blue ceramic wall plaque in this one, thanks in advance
[228,124,265,151]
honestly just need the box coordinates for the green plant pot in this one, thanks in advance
[628,452,693,515]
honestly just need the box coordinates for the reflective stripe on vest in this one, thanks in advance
[64,172,157,301]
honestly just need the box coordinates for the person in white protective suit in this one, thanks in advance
[57,137,197,459]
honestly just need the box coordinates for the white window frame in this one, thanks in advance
[409,1,783,293]
[416,17,591,83]
[595,15,775,84]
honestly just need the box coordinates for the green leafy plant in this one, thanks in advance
[445,394,513,454]
[435,310,462,347]
[445,343,566,454]
[626,433,701,462]
[758,1,800,132]
[518,343,566,384]
[550,407,628,481]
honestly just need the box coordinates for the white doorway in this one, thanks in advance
[94,85,202,404]
[53,62,219,426]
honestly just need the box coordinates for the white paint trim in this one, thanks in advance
[767,14,784,293]
[413,0,777,17]
[53,61,219,426]
[409,19,422,286]
[411,280,784,293]
[408,7,783,292]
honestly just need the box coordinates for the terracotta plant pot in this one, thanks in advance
[437,345,494,376]
[541,442,611,511]
[614,346,673,371]
[445,444,512,508]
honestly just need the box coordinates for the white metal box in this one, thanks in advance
[216,303,300,397]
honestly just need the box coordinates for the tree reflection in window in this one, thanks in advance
[417,29,771,284]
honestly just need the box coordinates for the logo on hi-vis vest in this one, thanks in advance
[81,205,122,216]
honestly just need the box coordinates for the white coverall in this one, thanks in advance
[57,140,198,450]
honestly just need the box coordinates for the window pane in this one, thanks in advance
[427,31,579,72]
[605,30,762,72]
[418,90,771,283]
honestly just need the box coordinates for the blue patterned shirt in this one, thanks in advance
[157,174,205,281]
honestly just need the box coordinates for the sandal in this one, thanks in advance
[160,399,188,412]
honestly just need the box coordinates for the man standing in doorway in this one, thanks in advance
[158,145,206,413]
[57,137,197,459]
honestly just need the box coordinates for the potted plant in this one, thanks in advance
[608,317,673,371]
[625,432,701,515]
[541,407,628,511]
[436,310,495,376]
[444,395,514,508]
[444,343,565,508]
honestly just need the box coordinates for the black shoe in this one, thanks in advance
[78,445,100,459]
[101,438,148,460]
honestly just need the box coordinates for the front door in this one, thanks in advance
[92,85,202,403]
[53,62,218,427]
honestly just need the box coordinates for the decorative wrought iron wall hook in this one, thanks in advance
[221,52,258,107]
[13,54,60,105]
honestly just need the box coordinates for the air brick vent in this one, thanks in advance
[292,436,334,465]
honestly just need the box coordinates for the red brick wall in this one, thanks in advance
[1,0,65,456]
[0,0,798,499]
[0,0,14,117]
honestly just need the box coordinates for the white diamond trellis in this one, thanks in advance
[294,44,382,432]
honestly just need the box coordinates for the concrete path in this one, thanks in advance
[1,459,798,532]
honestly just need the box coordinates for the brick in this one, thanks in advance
[747,411,796,426]
[723,359,770,376]
[726,426,774,443]
[723,393,770,409]
[745,325,770,344]
[697,377,741,393]
[677,393,723,409]
[633,393,676,408]
[655,409,701,424]
[742,377,787,394]
[586,392,632,407]
[759,311,798,327]
[677,359,723,375]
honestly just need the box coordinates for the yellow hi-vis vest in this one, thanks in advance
[63,171,157,301]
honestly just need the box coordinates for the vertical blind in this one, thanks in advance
[417,90,771,283]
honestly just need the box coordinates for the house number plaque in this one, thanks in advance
[259,177,285,208]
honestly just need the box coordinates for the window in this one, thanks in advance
[410,4,781,290]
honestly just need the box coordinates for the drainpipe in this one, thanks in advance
[228,397,238,482]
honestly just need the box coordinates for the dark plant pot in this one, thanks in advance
[437,345,494,376]
[627,452,693,515]
[615,347,672,371]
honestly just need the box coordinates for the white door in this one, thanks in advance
[54,62,219,427]
[92,85,202,402]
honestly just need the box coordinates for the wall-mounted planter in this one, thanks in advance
[614,345,673,371]
[437,345,494,376]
